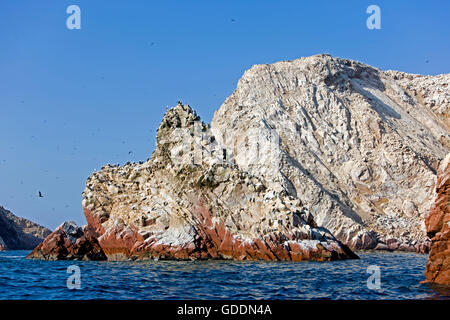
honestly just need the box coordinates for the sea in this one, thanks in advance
[0,250,449,300]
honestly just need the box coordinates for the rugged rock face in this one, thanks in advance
[424,153,450,285]
[27,221,107,260]
[385,70,450,138]
[0,206,51,250]
[211,54,449,252]
[69,103,356,261]
[29,54,449,261]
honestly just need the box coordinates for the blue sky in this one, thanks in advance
[0,0,449,229]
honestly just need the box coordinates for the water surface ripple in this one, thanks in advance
[0,251,448,299]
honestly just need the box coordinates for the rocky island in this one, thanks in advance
[28,54,449,263]
[0,206,51,251]
[29,103,357,261]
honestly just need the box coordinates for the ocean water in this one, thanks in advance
[0,250,448,300]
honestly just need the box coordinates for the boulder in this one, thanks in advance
[27,221,106,261]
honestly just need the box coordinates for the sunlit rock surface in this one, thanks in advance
[211,54,449,252]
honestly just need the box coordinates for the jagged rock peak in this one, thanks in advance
[158,102,200,131]
[152,101,222,170]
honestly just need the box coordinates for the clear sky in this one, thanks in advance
[0,0,449,230]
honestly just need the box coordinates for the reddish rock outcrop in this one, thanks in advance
[84,199,357,262]
[424,153,450,285]
[27,221,107,261]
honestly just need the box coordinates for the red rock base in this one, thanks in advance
[424,156,450,285]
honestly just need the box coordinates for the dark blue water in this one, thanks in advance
[0,251,448,299]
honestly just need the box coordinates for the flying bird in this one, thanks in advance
[38,191,43,198]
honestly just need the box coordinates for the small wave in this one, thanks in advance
[0,252,443,300]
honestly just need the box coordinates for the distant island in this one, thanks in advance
[0,206,50,251]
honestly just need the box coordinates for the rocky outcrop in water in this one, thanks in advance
[28,221,107,260]
[29,103,357,261]
[425,153,450,285]
[29,54,450,260]
[0,206,51,250]
[211,54,449,252]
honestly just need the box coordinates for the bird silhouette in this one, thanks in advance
[38,191,43,198]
